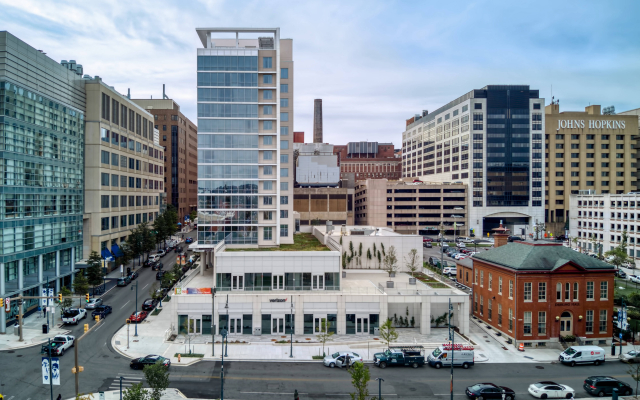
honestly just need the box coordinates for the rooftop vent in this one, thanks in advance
[258,37,274,49]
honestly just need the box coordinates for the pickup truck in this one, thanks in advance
[373,346,425,369]
[41,335,75,356]
[62,308,87,325]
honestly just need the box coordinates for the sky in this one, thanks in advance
[1,0,639,146]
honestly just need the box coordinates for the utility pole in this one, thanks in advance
[73,316,103,396]
[225,294,229,357]
[290,297,294,358]
[131,280,139,336]
[211,287,216,357]
[221,329,227,400]
[449,298,454,400]
[47,337,53,400]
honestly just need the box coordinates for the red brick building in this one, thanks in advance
[458,241,615,349]
[333,141,401,180]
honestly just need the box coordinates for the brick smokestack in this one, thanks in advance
[492,221,510,248]
[313,99,323,143]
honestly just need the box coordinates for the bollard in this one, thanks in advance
[611,342,616,356]
[178,353,181,363]
[612,387,618,400]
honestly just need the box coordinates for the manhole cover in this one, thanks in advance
[6,351,15,354]
[16,355,22,357]
[536,366,544,369]
[485,340,490,342]
[103,355,109,358]
[483,336,488,338]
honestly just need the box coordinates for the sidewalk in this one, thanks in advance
[0,310,71,350]
[65,388,196,400]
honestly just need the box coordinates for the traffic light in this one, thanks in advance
[58,293,62,303]
[95,315,100,322]
[0,298,3,308]
[83,323,89,333]
[85,293,90,303]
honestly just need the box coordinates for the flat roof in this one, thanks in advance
[225,233,330,252]
[195,27,279,47]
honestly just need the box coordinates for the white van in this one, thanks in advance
[149,254,161,263]
[559,346,605,366]
[427,344,474,369]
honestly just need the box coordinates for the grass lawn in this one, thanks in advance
[226,233,330,252]
[615,278,640,297]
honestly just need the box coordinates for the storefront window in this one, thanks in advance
[219,314,228,332]
[243,314,253,335]
[346,314,356,334]
[327,314,337,334]
[261,314,271,334]
[216,273,231,290]
[178,315,188,335]
[304,314,313,334]
[302,273,311,290]
[285,314,295,334]
[202,315,212,335]
[369,314,379,335]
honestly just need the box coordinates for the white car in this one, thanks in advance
[323,351,363,368]
[62,308,87,325]
[457,242,466,248]
[630,275,640,284]
[443,267,457,275]
[528,381,575,399]
[454,253,467,260]
[85,298,103,309]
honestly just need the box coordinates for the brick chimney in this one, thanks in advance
[492,221,510,248]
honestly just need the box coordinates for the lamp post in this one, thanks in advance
[439,224,445,270]
[211,287,216,357]
[376,378,384,400]
[220,328,227,400]
[448,298,454,400]
[131,280,139,336]
[290,298,294,358]
[225,294,229,357]
[451,214,463,245]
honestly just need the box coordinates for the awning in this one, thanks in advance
[101,248,113,260]
[111,244,124,258]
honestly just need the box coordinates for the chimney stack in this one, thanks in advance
[492,220,510,248]
[313,99,323,143]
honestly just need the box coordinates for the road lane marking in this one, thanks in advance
[142,284,148,290]
[120,300,130,309]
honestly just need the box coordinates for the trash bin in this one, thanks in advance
[42,324,49,334]
[253,327,262,336]
[374,327,380,336]
[13,324,19,336]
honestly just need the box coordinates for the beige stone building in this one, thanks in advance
[83,78,164,260]
[354,179,468,236]
[293,187,354,231]
[545,104,638,226]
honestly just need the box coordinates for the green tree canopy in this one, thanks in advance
[86,251,104,289]
[143,361,170,400]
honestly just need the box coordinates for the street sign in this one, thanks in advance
[42,357,60,385]
[41,288,47,307]
[48,288,54,306]
[99,392,105,400]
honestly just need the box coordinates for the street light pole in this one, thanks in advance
[225,294,229,357]
[449,298,454,400]
[376,378,384,400]
[131,280,139,336]
[221,329,227,400]
[211,287,216,357]
[290,298,294,358]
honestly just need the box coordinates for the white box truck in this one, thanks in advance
[559,345,605,366]
[427,344,475,369]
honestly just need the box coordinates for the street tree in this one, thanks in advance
[189,210,197,222]
[366,248,372,269]
[72,273,89,308]
[122,382,146,400]
[58,286,73,313]
[404,248,420,277]
[150,282,164,302]
[143,361,170,400]
[138,222,156,259]
[383,245,399,277]
[348,361,371,400]
[377,250,382,269]
[86,251,104,292]
[605,230,631,269]
[358,243,363,267]
[571,237,578,250]
[379,318,398,348]
[316,318,334,357]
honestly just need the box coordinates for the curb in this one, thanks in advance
[0,329,72,351]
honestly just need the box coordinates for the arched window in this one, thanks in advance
[556,282,562,301]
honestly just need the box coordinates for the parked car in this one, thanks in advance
[623,261,636,269]
[142,298,158,311]
[91,305,113,318]
[443,267,457,275]
[583,376,632,397]
[423,242,433,248]
[149,254,161,263]
[454,253,467,260]
[85,298,103,309]
[185,237,194,244]
[117,276,131,286]
[527,381,574,399]
[629,275,640,284]
[323,351,363,368]
[128,271,139,280]
[129,311,149,323]
[41,335,75,356]
[423,237,433,243]
[152,262,164,271]
[130,354,170,370]
[466,383,515,400]
[62,308,87,325]
[507,236,523,242]
[157,249,167,257]
[559,346,605,366]
[373,346,425,368]
[156,271,166,280]
[620,350,640,363]
[616,270,627,279]
[457,242,466,248]
[142,259,153,268]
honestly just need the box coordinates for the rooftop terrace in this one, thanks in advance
[225,233,330,252]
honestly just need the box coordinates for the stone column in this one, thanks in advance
[252,295,260,337]
[38,254,44,283]
[294,294,304,335]
[336,294,346,335]
[0,263,5,334]
[420,297,431,335]
[18,259,24,290]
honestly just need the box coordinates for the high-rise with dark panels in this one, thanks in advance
[314,99,323,143]
[401,85,545,236]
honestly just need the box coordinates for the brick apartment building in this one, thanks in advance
[333,141,401,180]
[457,236,615,348]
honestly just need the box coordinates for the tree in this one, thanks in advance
[58,286,73,313]
[571,237,578,250]
[380,243,386,256]
[404,248,420,277]
[349,241,354,259]
[138,222,156,259]
[86,251,104,291]
[383,245,399,277]
[379,318,398,348]
[143,361,170,400]
[150,282,163,302]
[606,230,631,269]
[358,243,363,267]
[123,382,147,400]
[316,318,334,357]
[127,228,145,267]
[377,250,382,269]
[72,272,89,308]
[366,248,372,269]
[342,252,347,269]
[189,210,197,222]
[348,361,371,400]
[589,233,600,257]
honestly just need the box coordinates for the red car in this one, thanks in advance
[129,311,148,323]
[423,237,433,243]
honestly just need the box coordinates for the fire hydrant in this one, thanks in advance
[178,354,181,363]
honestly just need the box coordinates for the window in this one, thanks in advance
[101,173,109,186]
[587,281,594,299]
[509,280,513,298]
[101,128,109,143]
[280,224,288,237]
[281,112,289,122]
[263,75,273,84]
[498,304,502,325]
[600,281,608,299]
[111,174,119,187]
[538,282,546,301]
[586,310,594,333]
[281,140,289,149]
[599,310,607,333]
[263,150,273,160]
[281,168,289,177]
[281,182,288,191]
[101,195,109,208]
[101,93,110,120]
[474,270,477,284]
[264,165,273,175]
[281,84,288,93]
[263,197,272,205]
[480,296,483,315]
[264,105,273,115]
[573,282,578,301]
[538,312,546,335]
[101,217,109,231]
[280,210,288,218]
[264,120,273,130]
[281,68,289,79]
[281,126,289,136]
[101,150,110,164]
[281,196,289,205]
[508,308,513,331]
[488,299,492,320]
[263,136,273,145]
[263,181,272,190]
[524,282,532,301]
[565,282,570,300]
[281,154,289,163]
[498,277,502,294]
[263,57,272,68]
[523,311,532,335]
[263,211,272,220]
[263,90,273,100]
[556,282,562,300]
[264,227,272,241]
[488,273,492,290]
[280,98,289,108]
[480,271,484,286]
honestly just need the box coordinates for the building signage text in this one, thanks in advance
[269,298,288,302]
[555,302,580,307]
[558,120,626,130]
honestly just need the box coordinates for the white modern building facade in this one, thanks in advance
[402,85,545,236]
[569,192,640,259]
[195,28,294,249]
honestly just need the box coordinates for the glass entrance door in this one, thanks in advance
[356,317,369,335]
[229,317,242,334]
[272,317,284,334]
[312,275,324,290]
[314,317,327,333]
[272,275,284,290]
[189,317,201,334]
[232,275,244,290]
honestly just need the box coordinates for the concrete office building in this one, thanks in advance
[195,28,294,248]
[569,192,640,259]
[83,79,164,262]
[615,107,640,191]
[293,187,354,230]
[133,97,198,222]
[0,32,85,332]
[354,179,468,235]
[333,141,401,180]
[545,104,638,228]
[402,85,545,237]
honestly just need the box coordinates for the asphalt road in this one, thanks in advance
[0,231,196,400]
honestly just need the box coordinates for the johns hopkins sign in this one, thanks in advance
[558,119,627,130]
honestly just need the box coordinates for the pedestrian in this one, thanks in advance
[43,307,47,319]
[345,355,350,370]
[56,394,62,400]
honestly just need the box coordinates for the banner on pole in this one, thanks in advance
[42,357,60,385]
[48,288,54,306]
[41,288,47,307]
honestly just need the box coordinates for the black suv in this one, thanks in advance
[584,376,632,397]
[507,236,523,242]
